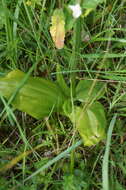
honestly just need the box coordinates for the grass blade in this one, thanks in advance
[24,140,82,182]
[102,114,117,190]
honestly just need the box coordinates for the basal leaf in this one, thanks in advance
[50,9,65,49]
[76,80,106,102]
[68,102,106,146]
[0,70,65,119]
[62,99,72,116]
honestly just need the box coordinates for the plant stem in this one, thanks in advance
[70,17,81,94]
[69,16,82,173]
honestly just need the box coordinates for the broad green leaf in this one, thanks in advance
[82,0,105,9]
[62,99,72,116]
[0,70,65,119]
[56,64,70,97]
[76,80,105,102]
[82,0,105,17]
[50,9,65,49]
[68,102,106,146]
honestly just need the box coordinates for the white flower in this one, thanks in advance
[69,3,82,18]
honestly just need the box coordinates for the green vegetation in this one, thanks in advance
[0,0,126,189]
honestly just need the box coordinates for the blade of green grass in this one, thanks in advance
[23,2,43,55]
[102,114,117,190]
[0,95,29,146]
[81,53,126,59]
[13,0,23,38]
[2,0,17,67]
[24,140,82,182]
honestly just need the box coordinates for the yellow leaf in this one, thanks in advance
[50,9,65,49]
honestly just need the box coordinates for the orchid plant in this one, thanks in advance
[0,0,106,146]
